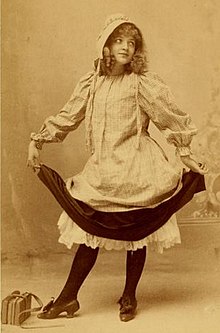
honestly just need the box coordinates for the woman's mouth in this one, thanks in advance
[118,53,129,56]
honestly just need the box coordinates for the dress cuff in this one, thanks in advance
[176,146,191,156]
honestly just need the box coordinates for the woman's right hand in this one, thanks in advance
[180,155,209,175]
[27,141,41,172]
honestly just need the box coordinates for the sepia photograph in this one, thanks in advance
[1,0,220,332]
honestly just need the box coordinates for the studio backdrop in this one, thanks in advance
[2,0,220,258]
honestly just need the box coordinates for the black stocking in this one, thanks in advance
[55,244,99,305]
[122,246,147,301]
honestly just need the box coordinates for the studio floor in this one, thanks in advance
[1,238,220,333]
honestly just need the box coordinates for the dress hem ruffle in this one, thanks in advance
[57,211,181,254]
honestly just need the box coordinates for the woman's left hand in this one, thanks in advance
[180,155,209,175]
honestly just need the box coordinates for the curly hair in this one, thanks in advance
[99,23,148,75]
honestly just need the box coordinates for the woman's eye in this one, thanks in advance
[129,41,135,47]
[113,38,135,47]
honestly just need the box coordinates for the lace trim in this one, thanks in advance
[57,212,181,254]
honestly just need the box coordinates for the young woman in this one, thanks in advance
[27,14,208,322]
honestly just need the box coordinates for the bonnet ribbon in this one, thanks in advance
[135,74,142,149]
[85,61,101,153]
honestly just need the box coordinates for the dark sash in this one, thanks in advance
[37,164,205,241]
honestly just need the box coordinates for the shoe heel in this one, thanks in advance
[66,300,80,318]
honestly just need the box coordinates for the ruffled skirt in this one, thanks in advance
[57,211,181,254]
[37,164,205,254]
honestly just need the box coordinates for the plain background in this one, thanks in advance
[1,0,220,255]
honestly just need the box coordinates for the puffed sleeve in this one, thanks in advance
[30,71,95,147]
[138,72,198,156]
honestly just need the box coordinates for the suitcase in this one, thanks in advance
[1,291,42,326]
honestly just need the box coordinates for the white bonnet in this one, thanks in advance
[96,13,135,59]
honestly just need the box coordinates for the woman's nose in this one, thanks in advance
[121,41,128,50]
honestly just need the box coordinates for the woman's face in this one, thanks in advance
[110,34,136,65]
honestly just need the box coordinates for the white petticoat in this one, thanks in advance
[57,211,181,254]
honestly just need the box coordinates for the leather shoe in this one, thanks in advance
[37,299,80,319]
[118,296,137,322]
